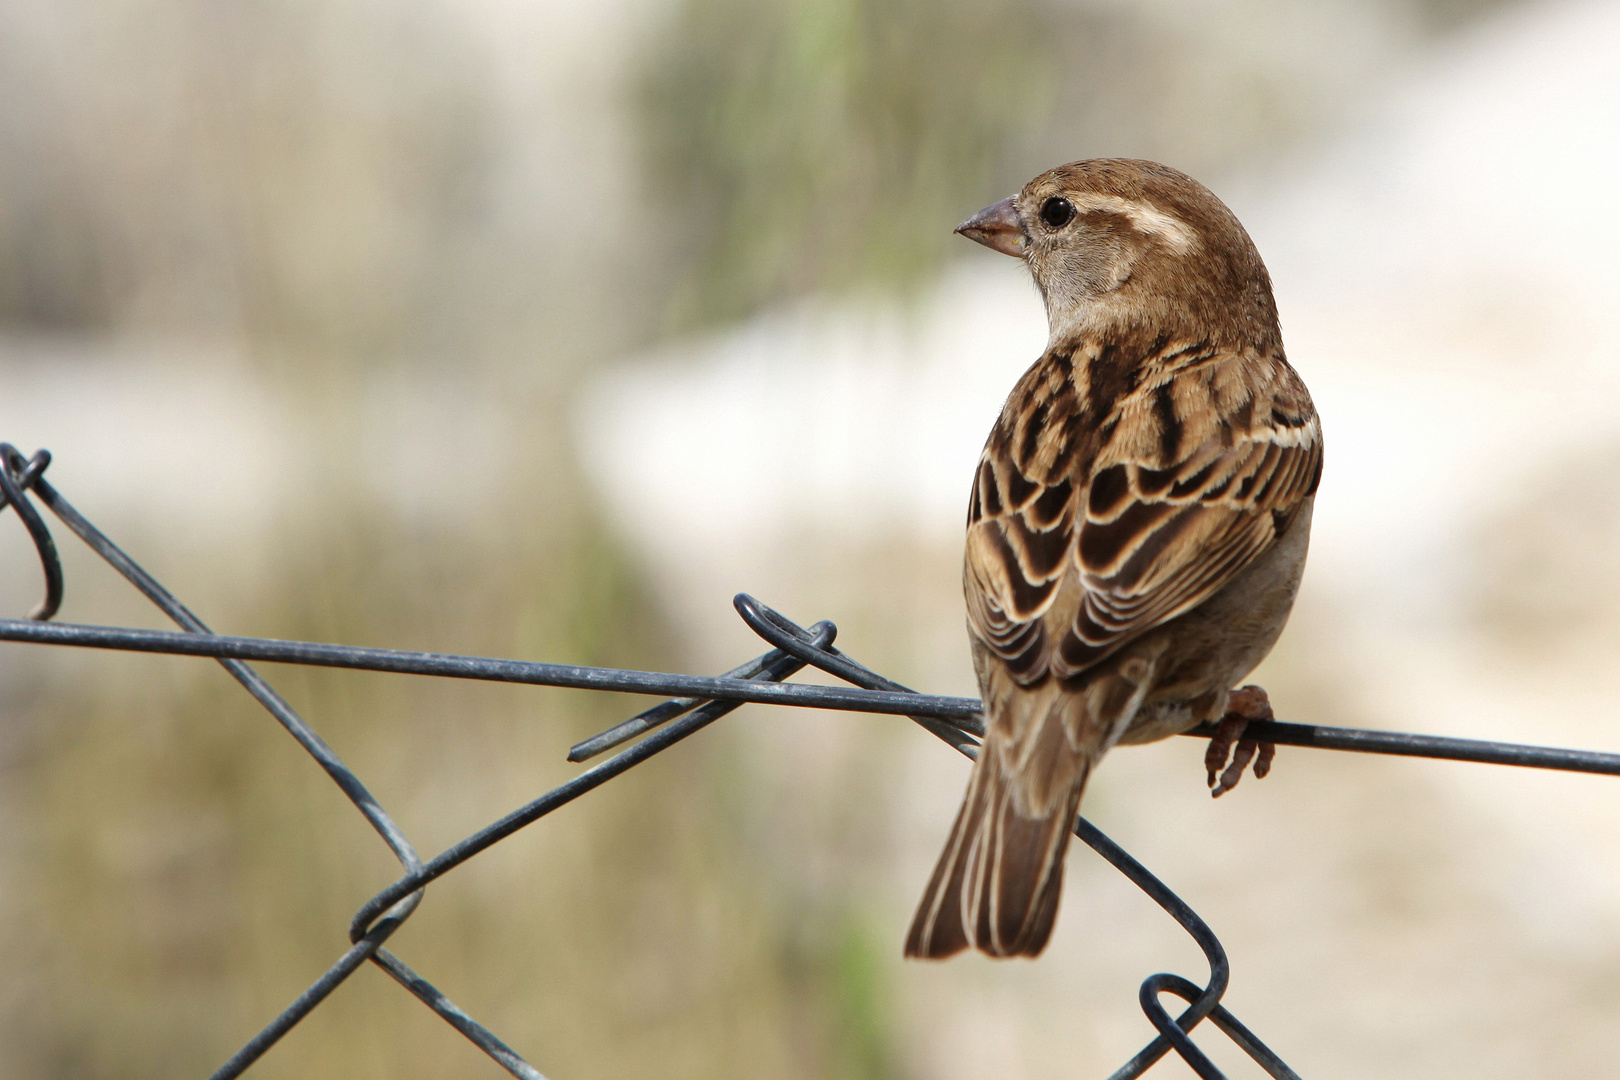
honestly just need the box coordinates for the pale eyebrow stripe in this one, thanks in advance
[1071,194,1197,253]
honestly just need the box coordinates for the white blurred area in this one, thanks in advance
[580,1,1620,1075]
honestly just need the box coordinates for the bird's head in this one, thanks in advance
[956,159,1278,349]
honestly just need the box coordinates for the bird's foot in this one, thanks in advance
[1205,685,1276,798]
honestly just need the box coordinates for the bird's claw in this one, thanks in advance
[1205,684,1276,798]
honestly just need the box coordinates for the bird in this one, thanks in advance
[905,159,1322,960]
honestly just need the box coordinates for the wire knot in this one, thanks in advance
[0,443,61,620]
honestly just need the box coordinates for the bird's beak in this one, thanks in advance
[955,196,1026,257]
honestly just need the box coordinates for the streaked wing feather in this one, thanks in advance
[964,349,1322,686]
[1059,424,1320,675]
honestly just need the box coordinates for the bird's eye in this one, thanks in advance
[1040,196,1075,229]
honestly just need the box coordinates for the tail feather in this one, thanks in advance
[908,635,1158,959]
[905,732,1090,959]
[903,752,989,959]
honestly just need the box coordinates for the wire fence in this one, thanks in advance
[5,440,1620,1080]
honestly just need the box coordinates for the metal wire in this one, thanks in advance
[4,440,1619,1078]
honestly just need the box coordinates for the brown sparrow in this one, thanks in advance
[906,159,1322,959]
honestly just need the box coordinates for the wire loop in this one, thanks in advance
[0,443,62,620]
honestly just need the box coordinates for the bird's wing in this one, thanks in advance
[964,352,1322,687]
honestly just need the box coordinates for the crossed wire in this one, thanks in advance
[5,441,1620,1079]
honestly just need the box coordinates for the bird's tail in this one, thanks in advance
[903,717,1091,959]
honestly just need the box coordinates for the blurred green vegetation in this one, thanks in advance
[638,0,1065,328]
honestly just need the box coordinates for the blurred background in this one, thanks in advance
[1,0,1618,1076]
